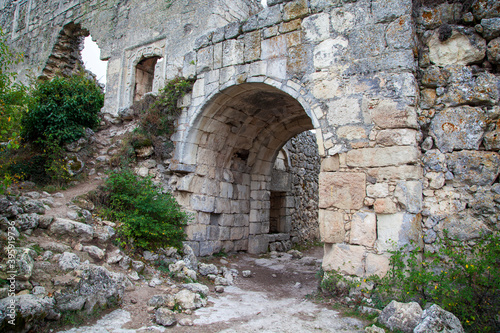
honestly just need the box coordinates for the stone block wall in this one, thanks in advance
[4,0,499,276]
[414,0,500,250]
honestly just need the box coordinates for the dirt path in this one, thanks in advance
[60,247,367,333]
[48,178,103,218]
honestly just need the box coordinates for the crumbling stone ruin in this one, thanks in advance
[1,0,499,277]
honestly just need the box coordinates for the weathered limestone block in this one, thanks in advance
[350,212,376,247]
[190,195,215,213]
[379,300,423,333]
[374,198,398,214]
[429,106,487,153]
[421,66,448,87]
[48,218,94,242]
[481,18,500,40]
[371,0,411,23]
[487,37,500,64]
[313,37,348,69]
[420,88,437,109]
[366,99,418,129]
[287,44,310,75]
[417,3,461,29]
[365,253,391,277]
[186,224,207,242]
[319,172,366,210]
[322,243,365,276]
[367,166,423,182]
[222,39,244,67]
[427,29,486,66]
[366,183,389,198]
[346,146,420,167]
[472,0,500,20]
[447,150,500,186]
[319,209,345,243]
[261,34,287,59]
[484,128,500,150]
[385,15,414,50]
[248,235,269,254]
[302,13,330,43]
[438,214,491,240]
[376,213,422,251]
[330,7,355,34]
[197,46,213,74]
[437,71,499,107]
[414,304,464,333]
[422,149,447,172]
[243,31,261,63]
[337,126,367,141]
[283,0,308,21]
[320,155,339,171]
[349,25,387,58]
[394,181,422,214]
[425,172,446,190]
[376,129,417,146]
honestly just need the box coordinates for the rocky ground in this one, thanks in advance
[58,248,368,333]
[0,176,370,333]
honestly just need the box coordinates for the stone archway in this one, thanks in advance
[171,81,319,256]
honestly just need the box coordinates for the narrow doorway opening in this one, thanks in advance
[270,191,286,233]
[134,56,161,101]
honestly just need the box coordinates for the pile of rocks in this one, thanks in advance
[0,190,248,331]
[366,300,464,333]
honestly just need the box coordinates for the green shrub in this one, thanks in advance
[113,77,193,164]
[0,28,27,148]
[369,232,500,332]
[137,77,193,138]
[21,73,104,145]
[101,169,189,251]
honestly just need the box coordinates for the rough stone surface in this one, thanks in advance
[379,300,423,333]
[427,29,486,66]
[414,304,464,333]
[49,218,94,242]
[319,172,366,210]
[447,151,500,186]
[155,308,177,327]
[0,295,59,332]
[322,243,365,276]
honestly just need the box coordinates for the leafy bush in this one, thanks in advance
[111,77,193,166]
[0,28,27,147]
[101,169,189,251]
[21,73,103,145]
[137,77,193,138]
[370,232,500,332]
[0,28,28,193]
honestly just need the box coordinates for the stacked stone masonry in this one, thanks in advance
[2,0,499,277]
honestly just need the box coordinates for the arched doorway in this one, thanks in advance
[172,82,319,256]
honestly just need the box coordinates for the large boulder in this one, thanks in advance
[0,295,59,333]
[154,308,177,327]
[15,214,40,231]
[54,264,128,313]
[48,218,94,242]
[414,304,464,333]
[58,252,81,271]
[174,289,207,310]
[379,300,423,333]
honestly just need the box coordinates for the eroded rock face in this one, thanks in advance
[427,28,486,66]
[379,300,423,333]
[54,264,127,313]
[414,304,464,333]
[0,295,59,333]
[430,106,487,153]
